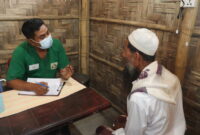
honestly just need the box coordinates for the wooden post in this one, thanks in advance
[80,0,89,74]
[175,2,199,83]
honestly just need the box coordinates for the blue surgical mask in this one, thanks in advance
[39,34,53,49]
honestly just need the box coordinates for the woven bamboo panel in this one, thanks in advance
[89,22,178,111]
[89,58,126,110]
[90,21,178,71]
[90,0,180,27]
[0,0,79,16]
[89,0,180,112]
[183,6,200,134]
[0,0,80,77]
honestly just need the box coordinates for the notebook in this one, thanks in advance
[18,78,64,96]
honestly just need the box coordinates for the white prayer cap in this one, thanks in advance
[128,28,159,56]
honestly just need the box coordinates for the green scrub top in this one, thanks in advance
[6,39,69,81]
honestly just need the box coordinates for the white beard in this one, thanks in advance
[126,63,135,76]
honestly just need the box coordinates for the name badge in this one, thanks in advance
[51,62,58,70]
[29,64,39,71]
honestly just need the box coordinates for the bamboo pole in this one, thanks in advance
[175,2,199,83]
[66,51,79,56]
[90,53,124,72]
[80,0,89,74]
[78,0,82,73]
[0,16,79,21]
[90,17,175,32]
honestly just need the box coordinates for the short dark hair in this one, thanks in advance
[21,18,44,39]
[127,41,155,62]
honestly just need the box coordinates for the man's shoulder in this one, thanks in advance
[160,64,177,77]
[162,66,180,85]
[129,92,153,104]
[52,38,63,50]
[13,41,29,54]
[52,38,62,46]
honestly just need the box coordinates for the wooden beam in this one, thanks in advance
[78,1,82,73]
[90,17,175,32]
[80,0,89,74]
[0,16,79,21]
[90,53,124,72]
[175,3,199,83]
[66,51,79,56]
[193,28,200,36]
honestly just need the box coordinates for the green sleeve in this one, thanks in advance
[57,40,70,70]
[6,47,26,81]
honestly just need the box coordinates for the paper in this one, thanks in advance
[18,78,64,96]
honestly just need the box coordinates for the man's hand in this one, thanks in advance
[7,79,48,95]
[60,65,74,80]
[32,82,48,95]
[96,126,113,135]
[112,115,127,130]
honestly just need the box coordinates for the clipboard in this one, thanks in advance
[18,78,65,96]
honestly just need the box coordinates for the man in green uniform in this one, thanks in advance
[6,18,73,95]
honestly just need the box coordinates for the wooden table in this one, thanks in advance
[0,88,111,135]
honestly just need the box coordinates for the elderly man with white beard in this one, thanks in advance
[96,28,186,135]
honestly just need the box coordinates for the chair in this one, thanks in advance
[0,58,11,92]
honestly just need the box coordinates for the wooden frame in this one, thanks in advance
[175,1,200,82]
[80,0,89,74]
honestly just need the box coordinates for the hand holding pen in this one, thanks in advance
[33,82,49,95]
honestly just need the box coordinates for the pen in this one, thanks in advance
[57,82,65,91]
[36,82,49,88]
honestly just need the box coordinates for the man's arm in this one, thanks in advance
[113,94,148,135]
[113,115,127,130]
[56,39,72,79]
[96,126,114,135]
[124,96,147,135]
[7,79,48,95]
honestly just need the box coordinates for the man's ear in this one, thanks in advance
[27,38,39,47]
[135,52,140,58]
[134,52,140,66]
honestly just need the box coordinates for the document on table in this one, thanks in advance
[18,78,64,96]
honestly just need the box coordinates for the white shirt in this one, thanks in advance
[113,90,186,135]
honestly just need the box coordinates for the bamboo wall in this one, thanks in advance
[0,0,199,134]
[183,4,200,134]
[89,0,180,110]
[0,0,80,78]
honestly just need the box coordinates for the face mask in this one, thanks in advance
[32,35,53,49]
[39,34,53,49]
